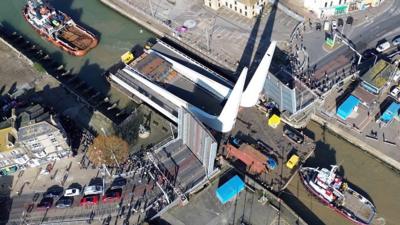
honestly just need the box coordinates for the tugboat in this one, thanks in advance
[23,0,98,56]
[299,165,376,225]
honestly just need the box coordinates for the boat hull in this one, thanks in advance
[22,8,98,57]
[299,168,372,225]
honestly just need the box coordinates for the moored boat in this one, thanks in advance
[299,165,376,225]
[23,0,98,56]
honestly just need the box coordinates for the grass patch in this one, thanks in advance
[33,62,46,73]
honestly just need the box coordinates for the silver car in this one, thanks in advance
[392,36,400,46]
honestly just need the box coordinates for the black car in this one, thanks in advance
[315,22,322,31]
[111,177,127,189]
[45,189,63,198]
[55,196,73,208]
[37,197,53,209]
[337,18,344,27]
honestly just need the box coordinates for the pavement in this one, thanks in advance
[0,38,43,96]
[101,0,299,74]
[158,169,307,225]
[227,107,316,192]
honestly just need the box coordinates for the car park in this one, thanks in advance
[80,195,99,206]
[83,185,103,196]
[376,41,391,52]
[102,189,122,203]
[56,196,73,208]
[64,188,81,197]
[37,197,53,209]
[392,36,400,46]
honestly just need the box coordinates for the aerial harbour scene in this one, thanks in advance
[0,0,399,225]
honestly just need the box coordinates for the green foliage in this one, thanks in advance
[33,62,46,73]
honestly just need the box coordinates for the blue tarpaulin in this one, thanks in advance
[216,175,245,204]
[336,95,360,120]
[380,102,400,123]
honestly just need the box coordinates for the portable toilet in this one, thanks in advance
[121,51,134,64]
[268,114,281,128]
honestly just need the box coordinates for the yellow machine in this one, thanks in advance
[286,154,299,169]
[121,51,134,64]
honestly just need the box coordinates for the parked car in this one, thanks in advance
[56,196,73,208]
[83,185,103,196]
[80,195,99,206]
[331,20,338,30]
[324,21,330,31]
[102,189,122,203]
[376,41,391,52]
[37,197,53,209]
[315,22,322,31]
[64,188,81,197]
[337,18,344,27]
[346,16,353,25]
[392,36,400,46]
[44,189,63,198]
[111,177,127,190]
[390,86,400,98]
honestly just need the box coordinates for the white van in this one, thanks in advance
[324,21,330,31]
[83,185,103,196]
[376,41,391,52]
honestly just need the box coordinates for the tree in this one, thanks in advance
[87,135,129,167]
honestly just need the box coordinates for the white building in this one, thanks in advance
[304,0,385,18]
[204,0,266,18]
[0,104,70,175]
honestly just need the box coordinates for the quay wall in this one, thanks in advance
[99,0,235,73]
[311,114,400,171]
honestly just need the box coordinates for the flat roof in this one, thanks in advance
[352,85,376,106]
[380,101,400,123]
[216,175,245,204]
[337,95,360,120]
[361,60,395,89]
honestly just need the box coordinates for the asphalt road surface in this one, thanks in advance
[311,0,400,71]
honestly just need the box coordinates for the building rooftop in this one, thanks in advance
[0,127,17,152]
[361,60,396,90]
[352,85,377,106]
[17,121,59,142]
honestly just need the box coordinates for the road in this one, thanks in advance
[310,0,400,72]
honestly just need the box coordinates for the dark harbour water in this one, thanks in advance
[0,0,154,92]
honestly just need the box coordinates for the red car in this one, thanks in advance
[102,189,122,203]
[80,195,99,206]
